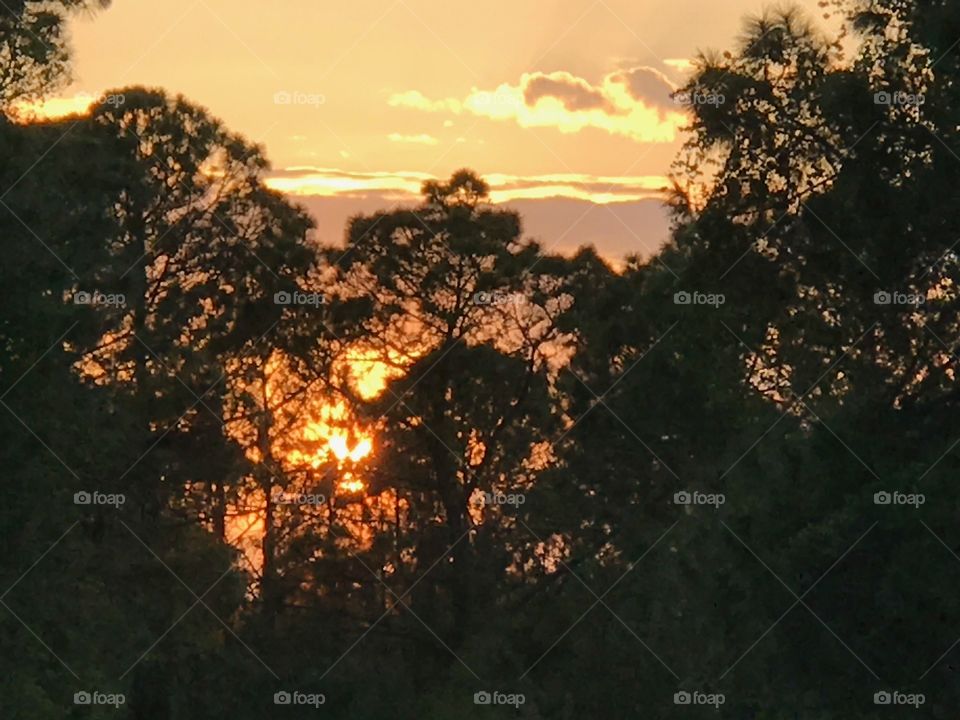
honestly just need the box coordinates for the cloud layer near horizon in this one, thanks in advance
[263,167,672,263]
[265,167,670,204]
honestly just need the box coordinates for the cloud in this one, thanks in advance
[265,167,668,204]
[387,90,462,114]
[265,167,671,262]
[607,67,676,111]
[388,133,440,145]
[523,71,616,113]
[484,172,668,203]
[388,67,687,143]
[663,58,695,74]
[265,167,431,198]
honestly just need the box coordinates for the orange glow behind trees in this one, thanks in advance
[222,350,402,577]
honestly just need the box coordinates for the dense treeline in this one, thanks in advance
[3,0,960,717]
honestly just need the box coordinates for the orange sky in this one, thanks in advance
[48,0,829,258]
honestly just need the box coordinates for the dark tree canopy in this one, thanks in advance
[0,0,110,108]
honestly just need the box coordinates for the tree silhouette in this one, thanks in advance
[6,0,960,717]
[0,0,110,109]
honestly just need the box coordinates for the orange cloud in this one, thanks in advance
[387,90,462,114]
[265,167,431,196]
[663,58,696,74]
[388,132,440,145]
[388,67,688,143]
[265,168,668,204]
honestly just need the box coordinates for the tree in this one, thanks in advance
[0,0,110,110]
[289,171,580,714]
[548,2,960,716]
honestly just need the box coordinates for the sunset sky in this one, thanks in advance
[56,0,827,258]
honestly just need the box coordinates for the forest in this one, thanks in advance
[3,0,960,717]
